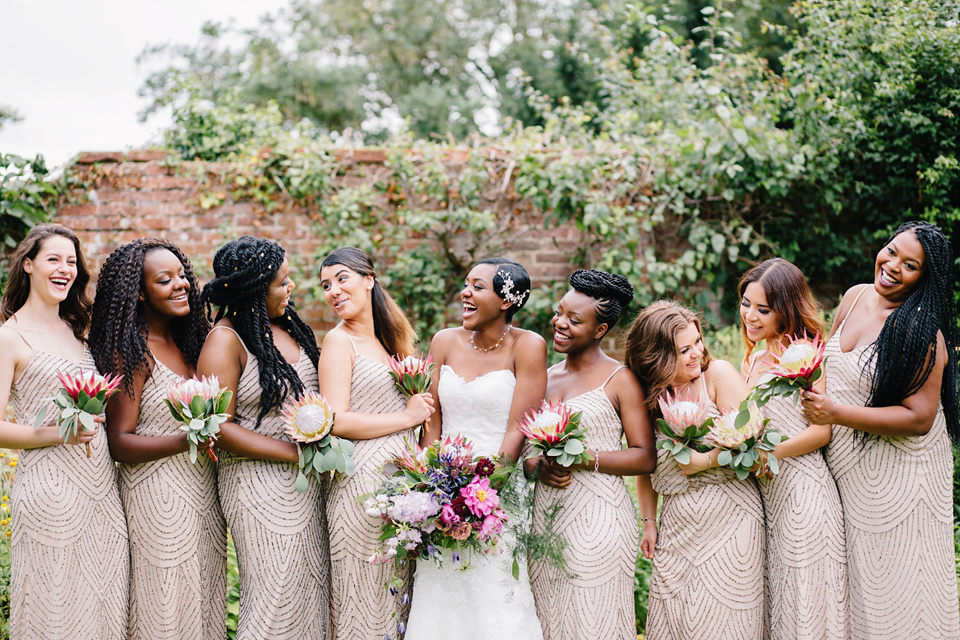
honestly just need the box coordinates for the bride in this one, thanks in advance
[404,258,547,639]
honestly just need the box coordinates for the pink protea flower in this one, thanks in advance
[388,354,434,395]
[461,477,500,517]
[711,404,766,449]
[281,393,335,443]
[769,332,826,386]
[657,388,709,431]
[57,370,122,403]
[165,375,222,408]
[517,401,574,445]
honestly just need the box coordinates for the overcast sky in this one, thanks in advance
[0,0,288,170]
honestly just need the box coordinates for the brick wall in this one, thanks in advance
[54,150,597,342]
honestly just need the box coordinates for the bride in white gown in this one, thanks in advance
[404,258,547,640]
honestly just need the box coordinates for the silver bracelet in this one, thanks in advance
[594,450,600,473]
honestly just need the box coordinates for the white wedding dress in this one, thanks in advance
[403,365,544,640]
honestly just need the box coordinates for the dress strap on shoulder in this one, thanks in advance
[337,328,359,357]
[836,285,869,338]
[698,371,709,398]
[4,326,32,350]
[209,324,248,353]
[601,365,626,389]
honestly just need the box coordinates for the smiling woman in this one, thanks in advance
[89,238,226,640]
[0,223,129,639]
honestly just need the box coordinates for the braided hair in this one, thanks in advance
[568,269,634,338]
[865,221,960,442]
[90,239,210,394]
[476,258,531,321]
[202,237,320,426]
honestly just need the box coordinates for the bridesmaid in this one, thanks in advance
[197,236,330,640]
[625,300,764,640]
[737,258,848,640]
[0,223,128,639]
[316,247,434,639]
[529,269,656,640]
[90,238,226,640]
[801,221,960,639]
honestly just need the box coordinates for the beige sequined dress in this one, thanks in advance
[326,347,414,640]
[756,392,848,640]
[9,346,129,640]
[216,330,331,640]
[824,298,960,639]
[118,359,227,640]
[646,377,765,640]
[530,367,639,639]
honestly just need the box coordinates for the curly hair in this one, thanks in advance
[90,238,210,394]
[568,269,634,338]
[624,301,711,411]
[865,221,960,442]
[476,257,531,321]
[202,236,320,427]
[737,258,824,364]
[0,224,92,341]
[321,247,416,357]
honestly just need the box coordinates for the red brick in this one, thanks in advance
[127,149,170,162]
[74,151,125,164]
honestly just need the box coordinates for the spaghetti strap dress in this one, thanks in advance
[9,342,129,640]
[214,327,331,640]
[646,375,765,640]
[749,349,848,640]
[326,332,415,639]
[824,289,960,639]
[530,366,639,639]
[118,358,227,640]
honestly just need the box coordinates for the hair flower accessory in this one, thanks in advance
[497,270,528,307]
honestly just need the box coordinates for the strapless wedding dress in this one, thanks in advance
[403,365,544,640]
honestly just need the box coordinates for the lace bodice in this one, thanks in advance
[437,364,517,456]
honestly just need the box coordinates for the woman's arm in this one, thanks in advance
[801,332,946,437]
[196,326,298,463]
[0,328,92,449]
[636,474,658,559]
[570,368,657,475]
[105,363,191,463]
[499,331,548,462]
[419,330,450,447]
[318,329,433,440]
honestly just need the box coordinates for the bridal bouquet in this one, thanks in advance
[712,404,785,478]
[517,401,591,468]
[365,435,512,571]
[655,389,714,464]
[43,371,123,458]
[163,376,232,463]
[746,332,827,408]
[280,393,355,492]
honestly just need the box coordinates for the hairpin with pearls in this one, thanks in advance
[498,270,528,307]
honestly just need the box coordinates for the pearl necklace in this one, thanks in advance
[471,325,511,352]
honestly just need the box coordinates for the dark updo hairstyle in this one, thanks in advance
[320,247,416,357]
[0,224,92,341]
[867,221,959,442]
[737,258,824,364]
[476,257,531,322]
[90,238,210,394]
[624,300,711,411]
[568,269,634,338]
[202,236,320,427]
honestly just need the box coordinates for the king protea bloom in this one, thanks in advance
[658,388,709,431]
[711,404,766,449]
[57,370,123,403]
[388,354,434,396]
[769,332,826,385]
[281,393,335,443]
[166,375,223,409]
[518,401,590,468]
[52,370,123,458]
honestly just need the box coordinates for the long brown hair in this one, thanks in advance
[0,224,92,341]
[624,300,711,410]
[321,247,416,357]
[737,258,824,364]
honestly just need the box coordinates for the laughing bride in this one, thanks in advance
[403,258,547,639]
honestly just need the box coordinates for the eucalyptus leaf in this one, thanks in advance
[295,470,309,494]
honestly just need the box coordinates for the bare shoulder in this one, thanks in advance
[429,327,465,357]
[705,358,742,383]
[608,365,643,395]
[512,327,546,352]
[320,326,353,352]
[832,283,872,329]
[0,324,30,364]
